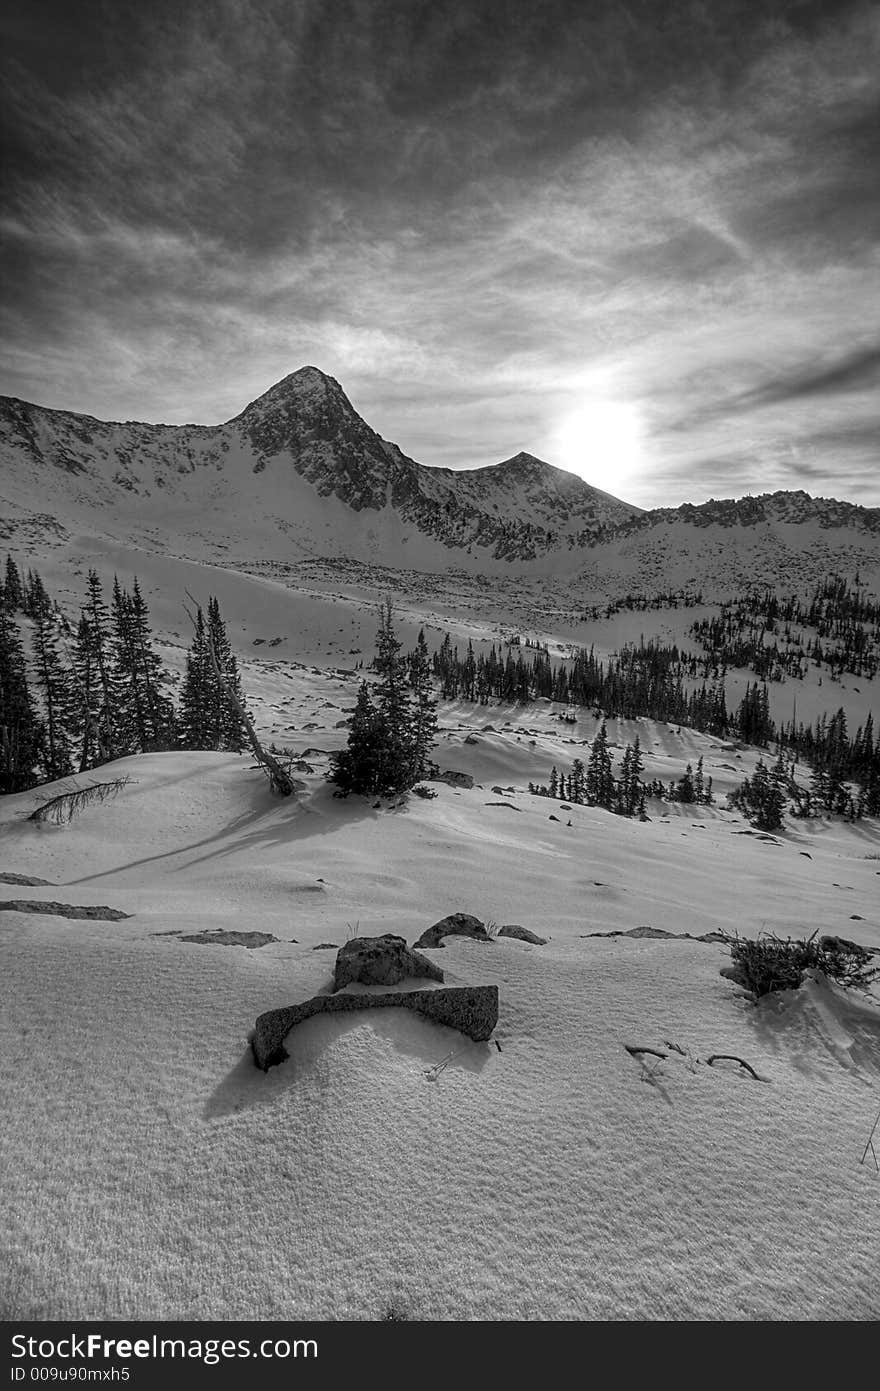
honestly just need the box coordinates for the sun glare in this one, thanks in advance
[553,401,644,496]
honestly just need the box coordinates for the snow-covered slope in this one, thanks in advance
[1,725,878,1321]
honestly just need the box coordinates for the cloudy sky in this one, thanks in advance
[1,0,878,507]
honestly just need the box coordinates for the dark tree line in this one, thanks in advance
[688,574,880,683]
[1,555,247,793]
[530,727,713,820]
[421,629,880,817]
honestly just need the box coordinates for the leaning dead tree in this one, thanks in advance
[183,593,294,797]
[29,777,132,825]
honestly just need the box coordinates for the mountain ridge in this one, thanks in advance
[1,366,879,583]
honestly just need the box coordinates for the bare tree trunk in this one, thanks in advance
[183,595,295,797]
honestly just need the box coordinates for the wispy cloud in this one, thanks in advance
[1,0,878,506]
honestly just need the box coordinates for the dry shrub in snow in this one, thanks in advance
[720,929,879,998]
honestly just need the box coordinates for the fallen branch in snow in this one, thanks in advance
[706,1054,760,1079]
[424,1048,458,1081]
[624,1045,667,1060]
[29,777,132,824]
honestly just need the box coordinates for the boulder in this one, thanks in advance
[181,930,279,949]
[252,985,499,1070]
[430,770,474,789]
[333,934,444,991]
[498,924,547,945]
[413,913,491,949]
[819,934,874,959]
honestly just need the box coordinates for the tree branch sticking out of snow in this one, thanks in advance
[183,593,294,797]
[28,776,132,824]
[706,1055,760,1080]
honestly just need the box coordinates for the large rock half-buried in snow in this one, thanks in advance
[498,924,547,945]
[333,934,444,990]
[413,913,491,949]
[251,985,499,1070]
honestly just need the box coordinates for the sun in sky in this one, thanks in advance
[552,399,646,497]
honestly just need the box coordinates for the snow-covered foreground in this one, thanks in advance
[1,728,879,1321]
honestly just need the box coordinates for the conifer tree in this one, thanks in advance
[206,597,246,750]
[31,608,75,780]
[570,757,586,805]
[179,598,247,750]
[71,614,103,772]
[4,556,23,612]
[0,607,43,791]
[331,601,434,797]
[372,598,417,790]
[111,577,143,753]
[675,763,696,803]
[83,570,120,761]
[586,721,614,808]
[24,568,51,619]
[330,681,389,796]
[111,577,176,752]
[178,605,213,748]
[408,627,438,780]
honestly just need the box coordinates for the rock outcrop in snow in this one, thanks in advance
[413,913,492,949]
[333,934,444,990]
[251,984,500,1070]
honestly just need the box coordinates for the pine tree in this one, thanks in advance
[110,577,142,753]
[408,627,438,780]
[206,597,246,750]
[330,681,390,796]
[31,608,75,781]
[24,568,51,620]
[179,597,247,751]
[71,614,103,772]
[111,577,175,753]
[675,763,696,803]
[585,721,614,808]
[83,570,120,761]
[331,601,432,797]
[178,606,213,748]
[4,556,23,612]
[0,607,43,791]
[571,757,586,805]
[372,598,417,790]
[129,579,176,749]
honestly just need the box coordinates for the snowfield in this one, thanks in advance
[2,715,879,1321]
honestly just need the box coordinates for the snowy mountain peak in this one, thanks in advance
[235,365,348,420]
[2,368,877,581]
